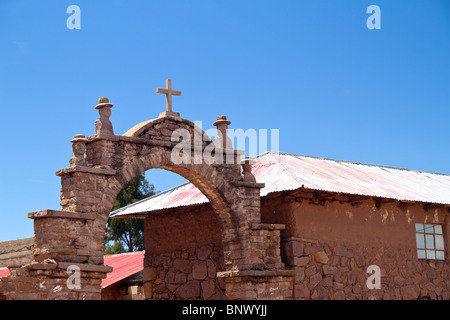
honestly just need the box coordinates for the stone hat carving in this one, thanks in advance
[213,115,231,126]
[95,97,114,109]
[241,157,256,165]
[70,134,89,143]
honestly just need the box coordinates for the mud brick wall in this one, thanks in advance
[143,204,226,299]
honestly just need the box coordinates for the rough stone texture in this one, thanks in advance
[143,244,226,300]
[0,238,34,268]
[219,269,295,300]
[101,271,145,300]
[0,111,294,300]
[285,238,450,300]
[264,191,450,300]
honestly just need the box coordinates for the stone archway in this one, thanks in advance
[0,82,294,300]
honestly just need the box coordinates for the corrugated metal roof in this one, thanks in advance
[110,182,208,217]
[110,152,450,218]
[0,253,145,289]
[0,267,11,278]
[101,251,144,288]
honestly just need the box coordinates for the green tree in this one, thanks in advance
[105,173,155,253]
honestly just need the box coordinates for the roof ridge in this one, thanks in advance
[275,152,450,177]
[104,250,145,258]
[266,151,304,187]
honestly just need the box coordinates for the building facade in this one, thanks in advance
[112,152,450,300]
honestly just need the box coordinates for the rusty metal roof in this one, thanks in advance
[0,267,10,278]
[110,152,450,217]
[101,251,145,288]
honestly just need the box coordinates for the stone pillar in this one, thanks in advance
[220,179,295,300]
[0,209,113,300]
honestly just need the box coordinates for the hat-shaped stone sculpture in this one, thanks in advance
[95,97,114,135]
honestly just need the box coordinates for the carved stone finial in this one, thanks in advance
[213,115,233,150]
[241,157,256,183]
[69,134,88,167]
[213,115,231,126]
[95,97,114,135]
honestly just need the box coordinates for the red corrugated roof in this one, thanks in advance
[111,152,450,217]
[0,267,11,278]
[0,253,145,289]
[101,251,144,288]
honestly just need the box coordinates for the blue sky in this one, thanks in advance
[0,0,449,241]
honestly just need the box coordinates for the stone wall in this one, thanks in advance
[0,238,33,268]
[142,204,226,299]
[143,244,226,299]
[283,237,450,300]
[101,272,145,300]
[262,189,450,300]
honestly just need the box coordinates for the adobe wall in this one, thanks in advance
[142,204,226,299]
[261,190,450,300]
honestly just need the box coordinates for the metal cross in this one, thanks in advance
[156,79,181,113]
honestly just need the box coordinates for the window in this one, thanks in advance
[415,223,445,260]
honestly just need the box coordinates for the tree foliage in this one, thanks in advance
[105,173,155,254]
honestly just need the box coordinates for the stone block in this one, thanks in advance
[174,272,187,284]
[314,251,329,265]
[294,284,309,299]
[175,280,201,299]
[305,265,317,277]
[309,273,322,289]
[335,244,349,257]
[173,259,192,274]
[196,245,213,260]
[201,279,216,299]
[323,265,337,275]
[303,246,317,255]
[294,267,305,283]
[154,283,167,294]
[285,256,310,267]
[334,290,346,300]
[401,284,420,300]
[282,241,304,257]
[192,261,208,280]
[321,276,333,288]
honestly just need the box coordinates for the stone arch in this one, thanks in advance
[79,116,260,261]
[1,101,294,300]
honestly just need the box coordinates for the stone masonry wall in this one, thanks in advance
[262,189,450,300]
[142,204,226,299]
[143,244,226,300]
[0,238,33,268]
[283,238,450,300]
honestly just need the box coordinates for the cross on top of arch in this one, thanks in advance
[157,79,181,118]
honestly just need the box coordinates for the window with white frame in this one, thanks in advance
[415,223,445,260]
